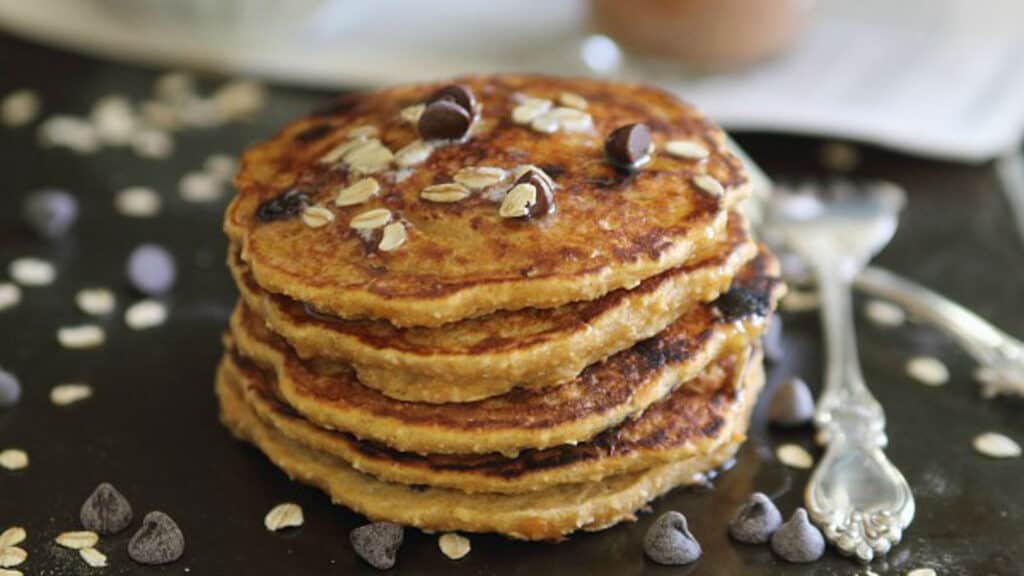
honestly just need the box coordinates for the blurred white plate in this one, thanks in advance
[2,0,1022,161]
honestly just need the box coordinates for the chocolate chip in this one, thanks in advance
[729,492,783,544]
[294,124,333,143]
[605,123,651,169]
[762,318,784,364]
[126,244,176,296]
[770,508,825,563]
[515,169,555,218]
[428,84,476,115]
[81,482,134,535]
[418,100,471,141]
[714,286,770,321]
[350,522,403,570]
[644,511,701,565]
[769,377,815,427]
[22,188,78,239]
[128,511,184,565]
[0,367,20,408]
[256,188,310,222]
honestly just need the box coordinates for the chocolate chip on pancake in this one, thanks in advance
[427,84,477,115]
[418,100,472,141]
[605,123,652,169]
[512,167,555,218]
[256,188,310,222]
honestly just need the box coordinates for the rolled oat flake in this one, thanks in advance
[350,522,403,570]
[644,511,701,565]
[128,511,183,565]
[972,432,1021,459]
[81,482,134,535]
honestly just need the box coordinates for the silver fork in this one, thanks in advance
[762,181,915,562]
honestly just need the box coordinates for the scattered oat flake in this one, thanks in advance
[453,166,506,190]
[558,91,587,109]
[347,124,378,139]
[395,139,433,167]
[91,95,138,146]
[125,299,168,330]
[0,527,26,548]
[776,444,814,469]
[400,104,425,124]
[693,174,724,197]
[335,178,380,207]
[264,503,304,532]
[76,288,116,316]
[132,128,174,159]
[379,222,408,252]
[116,186,162,218]
[0,569,23,576]
[38,115,99,154]
[2,89,40,127]
[50,383,93,406]
[864,299,905,327]
[80,547,108,568]
[438,533,470,560]
[0,449,28,471]
[781,289,819,312]
[212,79,266,120]
[9,257,55,286]
[665,140,709,160]
[302,205,335,229]
[973,432,1021,459]
[55,530,99,550]
[907,569,937,576]
[0,547,26,568]
[905,356,949,386]
[57,325,105,349]
[204,154,238,181]
[179,171,224,203]
[421,182,471,203]
[0,283,21,311]
[350,208,392,230]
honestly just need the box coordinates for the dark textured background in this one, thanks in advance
[0,32,1022,575]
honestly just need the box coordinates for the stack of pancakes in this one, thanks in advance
[218,75,783,541]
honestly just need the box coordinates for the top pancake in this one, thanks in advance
[225,75,750,326]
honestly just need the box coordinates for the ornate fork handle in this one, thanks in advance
[856,266,1024,398]
[803,253,915,562]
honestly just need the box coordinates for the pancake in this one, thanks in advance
[227,248,782,456]
[229,211,756,403]
[221,344,763,494]
[217,365,753,541]
[225,75,751,327]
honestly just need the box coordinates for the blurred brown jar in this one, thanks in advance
[589,0,814,72]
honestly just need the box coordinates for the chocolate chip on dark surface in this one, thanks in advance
[126,244,177,296]
[418,100,472,141]
[729,492,783,544]
[22,188,78,239]
[81,482,134,535]
[294,124,334,143]
[0,366,20,408]
[128,511,185,565]
[770,508,825,563]
[515,169,555,218]
[605,123,652,169]
[350,522,404,570]
[714,286,770,321]
[768,377,815,427]
[256,188,310,222]
[428,84,476,115]
[644,511,702,565]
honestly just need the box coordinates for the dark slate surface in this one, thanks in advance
[0,33,1022,576]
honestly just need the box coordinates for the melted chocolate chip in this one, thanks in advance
[418,100,472,141]
[515,169,555,218]
[428,84,476,114]
[605,123,652,169]
[715,286,770,321]
[256,189,310,222]
[294,124,333,143]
